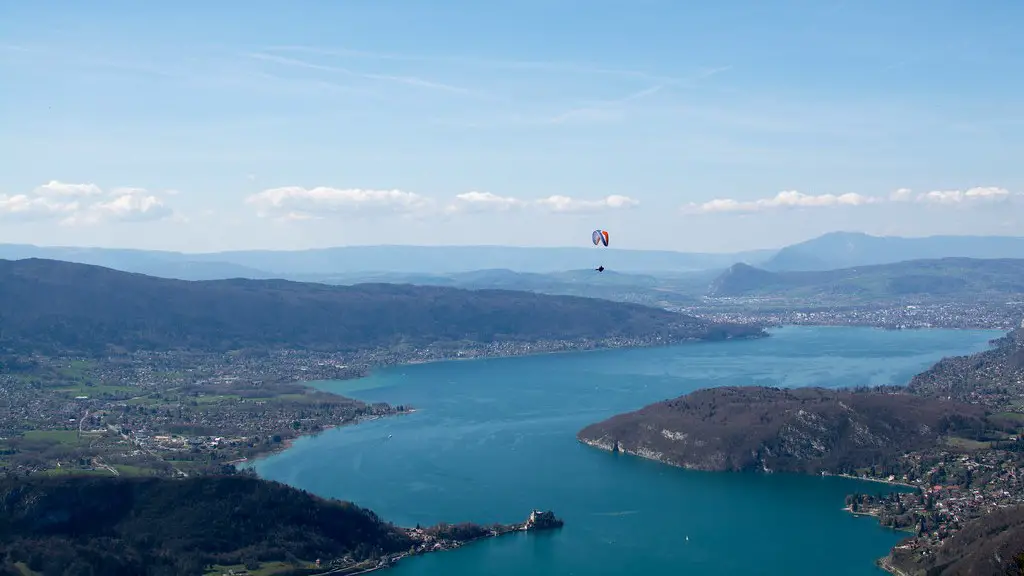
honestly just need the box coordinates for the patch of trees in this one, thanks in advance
[0,475,414,575]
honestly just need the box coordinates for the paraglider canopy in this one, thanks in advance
[592,229,609,247]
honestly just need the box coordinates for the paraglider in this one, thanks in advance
[592,229,609,272]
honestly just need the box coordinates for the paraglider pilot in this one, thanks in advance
[592,230,609,272]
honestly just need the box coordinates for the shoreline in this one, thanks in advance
[234,409,416,468]
[581,434,925,487]
[371,331,769,370]
[297,330,773,395]
[307,514,564,575]
[291,324,996,393]
[829,472,920,491]
[576,439,925,548]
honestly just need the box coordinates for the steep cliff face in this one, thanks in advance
[577,386,987,474]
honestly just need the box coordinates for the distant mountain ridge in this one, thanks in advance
[0,258,764,356]
[708,257,1024,300]
[763,231,1024,271]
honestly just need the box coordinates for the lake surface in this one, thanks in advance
[253,326,1002,575]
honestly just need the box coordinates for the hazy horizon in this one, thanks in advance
[4,229,1024,257]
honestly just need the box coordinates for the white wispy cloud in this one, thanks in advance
[0,182,174,225]
[684,186,1020,214]
[547,86,663,125]
[260,45,730,87]
[245,52,480,96]
[245,186,435,220]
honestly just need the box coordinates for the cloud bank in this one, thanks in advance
[683,186,1018,214]
[245,186,640,219]
[0,181,174,225]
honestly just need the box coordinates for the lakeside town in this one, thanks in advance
[824,325,1024,573]
[836,445,1024,572]
[0,332,744,478]
[683,299,1024,331]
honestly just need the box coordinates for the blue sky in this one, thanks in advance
[1,0,1022,253]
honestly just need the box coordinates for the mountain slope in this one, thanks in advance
[0,258,764,355]
[708,257,1024,299]
[763,231,1024,271]
[886,504,1024,575]
[0,475,414,575]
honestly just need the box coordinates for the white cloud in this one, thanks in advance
[914,186,1013,204]
[108,186,150,196]
[889,188,914,202]
[32,180,103,197]
[0,182,174,224]
[245,186,434,219]
[683,190,879,214]
[0,194,79,221]
[64,193,173,225]
[445,191,525,213]
[534,194,640,213]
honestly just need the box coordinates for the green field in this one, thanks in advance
[57,359,95,379]
[205,561,309,576]
[945,436,992,450]
[55,383,138,397]
[37,467,113,477]
[994,411,1024,424]
[22,429,82,445]
[114,464,158,476]
[14,562,41,576]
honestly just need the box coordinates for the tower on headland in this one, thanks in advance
[524,509,564,531]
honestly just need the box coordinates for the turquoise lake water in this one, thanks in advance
[253,326,1002,575]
